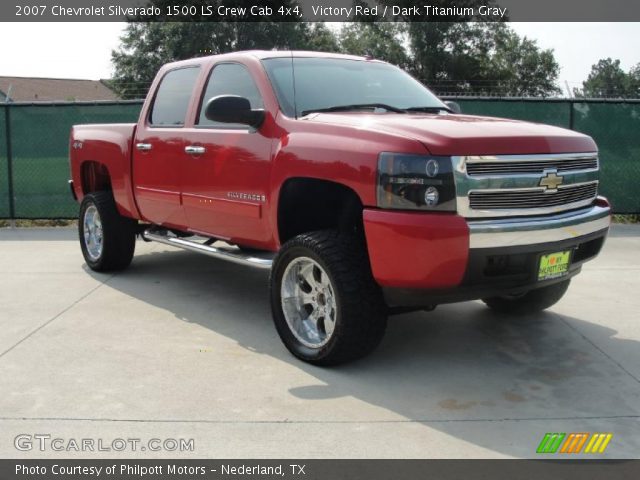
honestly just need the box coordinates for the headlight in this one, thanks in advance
[377,153,456,211]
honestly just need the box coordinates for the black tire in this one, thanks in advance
[270,230,387,366]
[78,191,136,272]
[482,279,571,314]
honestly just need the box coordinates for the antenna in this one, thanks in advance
[290,51,298,119]
[564,81,573,98]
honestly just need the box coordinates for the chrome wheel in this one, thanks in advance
[83,204,103,261]
[281,257,337,348]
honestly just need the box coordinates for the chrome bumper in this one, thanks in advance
[468,203,610,249]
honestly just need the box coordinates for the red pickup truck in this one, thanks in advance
[69,51,610,365]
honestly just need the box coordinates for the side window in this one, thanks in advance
[150,67,200,126]
[197,63,264,127]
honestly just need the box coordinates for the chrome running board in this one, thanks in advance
[142,230,274,270]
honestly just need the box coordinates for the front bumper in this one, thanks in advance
[363,199,611,304]
[467,201,610,249]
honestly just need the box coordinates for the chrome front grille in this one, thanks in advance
[469,182,598,210]
[453,153,600,218]
[466,155,598,176]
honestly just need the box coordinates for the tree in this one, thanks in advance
[111,1,340,98]
[305,22,341,52]
[628,64,640,98]
[406,22,492,91]
[405,22,560,96]
[112,21,323,98]
[576,58,639,98]
[489,28,560,96]
[375,0,559,96]
[111,0,562,99]
[339,23,409,68]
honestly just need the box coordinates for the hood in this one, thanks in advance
[304,112,596,156]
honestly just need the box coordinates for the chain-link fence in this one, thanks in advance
[0,98,638,218]
[0,106,8,218]
[0,101,143,218]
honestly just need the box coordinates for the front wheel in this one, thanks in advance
[482,279,571,314]
[270,230,387,366]
[79,191,136,272]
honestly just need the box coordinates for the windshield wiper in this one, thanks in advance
[300,103,407,116]
[404,106,452,114]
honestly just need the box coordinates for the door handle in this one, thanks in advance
[136,143,152,151]
[185,145,206,155]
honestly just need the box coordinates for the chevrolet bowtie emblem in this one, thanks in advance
[539,171,564,191]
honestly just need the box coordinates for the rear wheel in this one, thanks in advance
[79,191,136,272]
[482,280,571,314]
[270,230,387,366]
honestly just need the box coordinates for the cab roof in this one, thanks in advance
[163,50,385,70]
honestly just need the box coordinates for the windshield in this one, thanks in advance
[262,57,447,118]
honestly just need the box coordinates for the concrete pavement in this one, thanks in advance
[0,226,639,458]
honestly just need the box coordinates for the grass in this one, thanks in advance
[0,219,76,228]
[612,214,640,224]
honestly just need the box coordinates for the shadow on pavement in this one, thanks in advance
[87,246,640,458]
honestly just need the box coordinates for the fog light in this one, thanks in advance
[424,186,439,206]
[425,159,439,177]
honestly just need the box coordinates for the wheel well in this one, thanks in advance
[81,161,111,194]
[277,178,364,244]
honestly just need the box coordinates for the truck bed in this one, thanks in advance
[69,123,139,218]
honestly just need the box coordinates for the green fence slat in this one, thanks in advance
[7,102,142,219]
[455,100,571,128]
[0,105,9,218]
[572,102,640,214]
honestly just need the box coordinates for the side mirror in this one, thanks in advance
[204,95,265,128]
[444,101,462,114]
